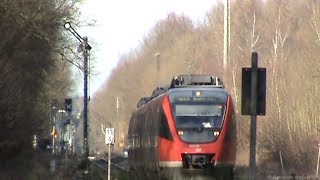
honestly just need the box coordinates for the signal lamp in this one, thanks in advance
[64,22,71,29]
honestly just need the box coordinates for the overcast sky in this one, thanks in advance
[76,0,216,95]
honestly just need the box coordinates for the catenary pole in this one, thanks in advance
[223,0,230,82]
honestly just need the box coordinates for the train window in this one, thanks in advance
[174,105,225,129]
[171,103,225,143]
[159,109,173,141]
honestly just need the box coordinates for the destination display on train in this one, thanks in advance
[175,97,219,102]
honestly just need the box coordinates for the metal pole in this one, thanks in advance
[83,37,89,171]
[52,126,55,155]
[52,113,56,155]
[59,110,65,155]
[52,107,56,155]
[72,126,75,155]
[316,143,320,177]
[108,143,111,180]
[116,97,119,151]
[249,52,258,180]
[223,0,230,82]
[63,22,92,175]
[61,112,64,148]
[155,52,160,87]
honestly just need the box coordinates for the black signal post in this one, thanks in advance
[249,52,258,180]
[64,22,91,175]
[241,52,267,180]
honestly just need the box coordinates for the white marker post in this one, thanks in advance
[105,128,115,180]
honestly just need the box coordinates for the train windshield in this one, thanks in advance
[169,89,228,143]
[174,104,224,129]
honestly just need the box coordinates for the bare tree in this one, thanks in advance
[0,1,81,175]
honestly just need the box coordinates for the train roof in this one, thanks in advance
[136,74,225,108]
[169,74,224,89]
[136,97,152,108]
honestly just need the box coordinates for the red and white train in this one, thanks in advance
[127,75,237,179]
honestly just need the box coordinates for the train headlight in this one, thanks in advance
[195,91,201,96]
[178,131,184,136]
[213,131,220,136]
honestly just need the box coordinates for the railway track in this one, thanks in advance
[89,154,129,172]
[89,156,320,179]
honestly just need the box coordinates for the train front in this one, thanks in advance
[159,84,236,178]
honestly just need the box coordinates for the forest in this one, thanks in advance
[91,0,320,175]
